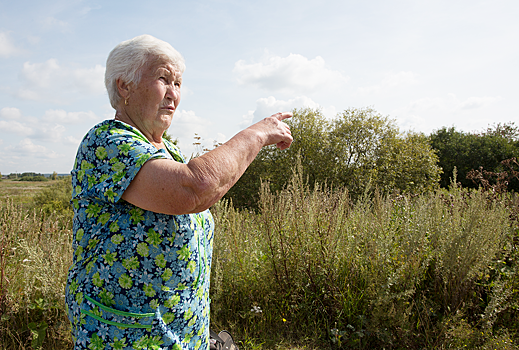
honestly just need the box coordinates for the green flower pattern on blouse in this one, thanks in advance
[66,120,214,350]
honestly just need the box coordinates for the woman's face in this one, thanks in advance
[126,58,182,135]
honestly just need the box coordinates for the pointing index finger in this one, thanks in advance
[275,112,292,121]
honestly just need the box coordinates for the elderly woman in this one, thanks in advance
[65,34,292,350]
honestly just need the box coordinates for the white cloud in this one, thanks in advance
[18,138,48,153]
[69,65,106,94]
[239,96,338,128]
[247,96,322,125]
[17,59,105,102]
[14,89,41,101]
[0,31,21,58]
[5,138,61,158]
[63,135,82,146]
[41,17,70,32]
[0,118,65,141]
[402,96,447,114]
[0,108,100,149]
[358,71,418,95]
[233,53,349,94]
[239,111,255,128]
[35,124,67,142]
[181,85,194,98]
[398,94,502,116]
[393,94,504,133]
[0,107,22,120]
[43,109,98,124]
[0,120,34,136]
[458,96,502,110]
[168,110,215,158]
[0,109,50,139]
[21,59,61,88]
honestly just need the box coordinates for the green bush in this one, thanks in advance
[17,176,49,182]
[430,124,519,190]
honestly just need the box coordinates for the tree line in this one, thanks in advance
[2,172,61,181]
[224,107,519,208]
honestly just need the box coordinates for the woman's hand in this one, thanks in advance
[249,112,293,150]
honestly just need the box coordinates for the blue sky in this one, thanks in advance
[0,0,517,174]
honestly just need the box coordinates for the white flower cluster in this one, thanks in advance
[250,305,262,314]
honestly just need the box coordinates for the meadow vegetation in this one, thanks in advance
[1,168,518,349]
[0,179,73,350]
[211,167,519,349]
[1,109,518,349]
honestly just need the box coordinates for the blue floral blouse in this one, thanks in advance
[66,120,214,350]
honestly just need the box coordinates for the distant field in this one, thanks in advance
[0,179,54,204]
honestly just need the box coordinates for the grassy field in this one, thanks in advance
[1,176,519,349]
[0,180,54,205]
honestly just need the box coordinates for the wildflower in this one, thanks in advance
[250,305,262,313]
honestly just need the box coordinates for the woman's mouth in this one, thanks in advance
[161,105,176,112]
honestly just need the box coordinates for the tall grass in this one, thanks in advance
[210,170,519,349]
[0,199,73,349]
[1,171,518,349]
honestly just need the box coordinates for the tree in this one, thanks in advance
[224,108,331,208]
[325,107,399,198]
[429,125,519,189]
[325,108,440,198]
[162,131,178,145]
[376,131,441,194]
[225,107,441,209]
[481,122,519,141]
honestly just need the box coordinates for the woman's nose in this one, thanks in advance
[166,85,180,101]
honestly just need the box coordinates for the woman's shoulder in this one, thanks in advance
[75,120,155,167]
[83,119,140,138]
[80,119,115,144]
[79,120,152,149]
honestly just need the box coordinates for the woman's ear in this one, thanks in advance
[116,78,132,100]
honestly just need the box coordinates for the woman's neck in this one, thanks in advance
[114,112,166,150]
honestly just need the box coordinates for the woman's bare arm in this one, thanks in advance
[121,112,293,215]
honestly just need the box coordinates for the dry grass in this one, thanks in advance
[0,197,73,350]
[0,180,53,206]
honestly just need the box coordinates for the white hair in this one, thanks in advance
[105,34,186,109]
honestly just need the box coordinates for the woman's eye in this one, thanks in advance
[160,76,169,83]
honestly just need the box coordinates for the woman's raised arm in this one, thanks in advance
[121,112,293,215]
